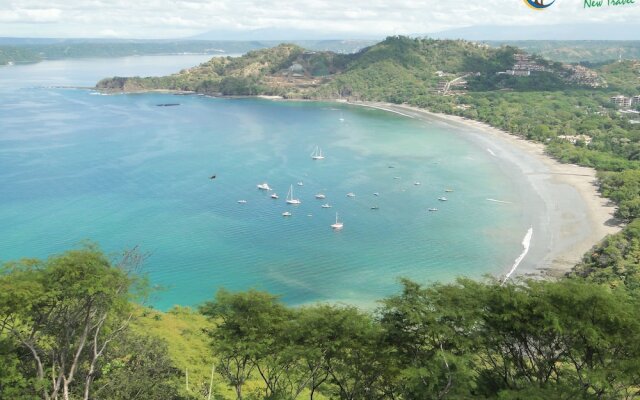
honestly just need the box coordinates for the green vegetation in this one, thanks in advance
[491,41,640,64]
[597,61,640,93]
[3,247,640,399]
[0,47,42,65]
[0,40,375,66]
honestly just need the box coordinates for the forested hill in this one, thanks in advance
[96,36,600,98]
[0,39,374,66]
[489,40,640,64]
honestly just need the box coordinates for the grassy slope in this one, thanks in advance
[133,306,324,399]
[131,306,234,399]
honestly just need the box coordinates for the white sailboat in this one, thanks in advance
[311,146,325,160]
[286,185,301,205]
[331,213,343,229]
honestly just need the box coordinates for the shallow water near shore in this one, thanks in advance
[0,56,529,309]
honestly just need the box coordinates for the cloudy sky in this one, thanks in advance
[0,0,639,39]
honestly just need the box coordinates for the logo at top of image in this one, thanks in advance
[524,0,556,9]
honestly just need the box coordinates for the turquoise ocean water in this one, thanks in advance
[0,56,527,309]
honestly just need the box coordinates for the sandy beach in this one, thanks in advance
[345,100,621,277]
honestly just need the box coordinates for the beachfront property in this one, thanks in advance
[557,134,592,145]
[512,53,546,72]
[501,69,530,77]
[497,53,545,77]
[610,94,636,109]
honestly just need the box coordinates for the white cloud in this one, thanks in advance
[0,0,639,38]
[0,8,62,23]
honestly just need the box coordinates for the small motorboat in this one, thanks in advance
[315,193,326,199]
[321,204,332,208]
[237,200,247,204]
[271,193,279,199]
[428,208,438,212]
[282,211,292,217]
[438,197,448,201]
[346,192,356,198]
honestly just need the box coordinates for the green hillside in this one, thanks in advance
[97,36,594,99]
[0,39,376,65]
[491,40,640,63]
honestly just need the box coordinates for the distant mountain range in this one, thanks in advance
[189,28,382,41]
[3,21,640,45]
[190,22,640,42]
[426,23,640,41]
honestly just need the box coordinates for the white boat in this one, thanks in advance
[311,146,325,160]
[286,185,301,205]
[393,176,400,180]
[346,192,356,198]
[371,206,379,210]
[321,203,332,208]
[257,182,272,191]
[297,181,304,186]
[271,193,279,199]
[428,208,438,212]
[445,189,454,192]
[438,197,448,201]
[282,211,292,217]
[373,192,380,196]
[315,193,326,199]
[331,213,344,230]
[414,182,421,186]
[237,200,247,204]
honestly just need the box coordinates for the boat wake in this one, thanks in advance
[502,227,533,284]
[486,198,513,204]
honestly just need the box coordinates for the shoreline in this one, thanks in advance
[346,100,621,278]
[89,87,622,278]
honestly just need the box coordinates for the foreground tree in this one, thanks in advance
[0,245,143,400]
[90,333,183,400]
[379,279,479,399]
[200,289,290,400]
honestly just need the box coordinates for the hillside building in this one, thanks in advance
[611,95,633,109]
